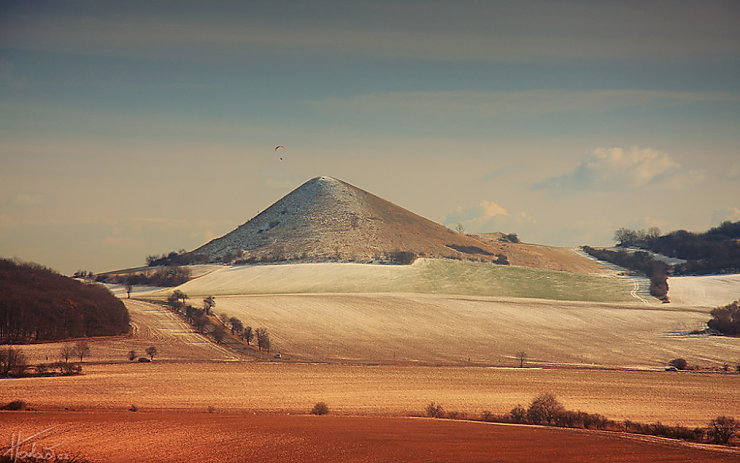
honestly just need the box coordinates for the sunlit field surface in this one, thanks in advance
[1,412,737,463]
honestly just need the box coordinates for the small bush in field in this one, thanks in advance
[668,358,688,370]
[311,402,329,415]
[0,400,27,410]
[508,404,527,423]
[425,401,445,418]
[708,416,738,445]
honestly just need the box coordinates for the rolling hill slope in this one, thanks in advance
[189,176,605,273]
[153,259,632,302]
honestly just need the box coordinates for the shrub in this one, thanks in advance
[310,402,329,415]
[145,345,158,360]
[425,401,445,418]
[668,358,688,370]
[526,393,564,425]
[707,416,738,445]
[501,233,520,244]
[34,363,52,376]
[58,362,82,375]
[508,404,527,423]
[129,404,138,412]
[389,251,416,265]
[0,400,27,410]
[707,301,740,336]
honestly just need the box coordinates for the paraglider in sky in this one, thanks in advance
[274,145,286,160]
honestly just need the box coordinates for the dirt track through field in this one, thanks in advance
[1,412,737,463]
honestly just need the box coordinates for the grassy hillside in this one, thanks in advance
[147,259,633,303]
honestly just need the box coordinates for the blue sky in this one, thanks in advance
[1,0,739,274]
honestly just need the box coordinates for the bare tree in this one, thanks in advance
[425,401,445,418]
[73,340,90,362]
[229,317,243,336]
[212,325,226,344]
[708,416,738,445]
[167,291,183,313]
[203,296,215,315]
[243,326,254,345]
[0,347,28,377]
[145,345,157,360]
[173,290,188,305]
[516,351,527,368]
[60,344,75,363]
[193,312,208,333]
[526,393,564,425]
[255,328,270,352]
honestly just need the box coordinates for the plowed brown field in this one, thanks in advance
[2,362,739,427]
[1,412,737,463]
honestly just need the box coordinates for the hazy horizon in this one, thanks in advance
[1,1,739,274]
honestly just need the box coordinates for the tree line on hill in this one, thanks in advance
[165,291,272,352]
[581,246,669,302]
[146,249,210,267]
[1,340,92,379]
[95,265,191,287]
[0,259,130,344]
[143,246,510,268]
[613,221,740,274]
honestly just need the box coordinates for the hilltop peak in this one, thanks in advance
[193,176,506,264]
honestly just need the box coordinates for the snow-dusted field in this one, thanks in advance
[207,292,738,369]
[124,260,740,368]
[668,274,740,307]
[142,259,634,303]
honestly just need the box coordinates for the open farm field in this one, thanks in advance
[2,411,737,463]
[145,258,634,302]
[668,274,740,307]
[2,362,739,427]
[209,293,737,368]
[18,294,733,368]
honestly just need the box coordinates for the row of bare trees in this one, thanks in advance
[167,292,272,352]
[1,340,91,378]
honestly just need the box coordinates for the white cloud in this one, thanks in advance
[444,200,535,234]
[533,147,698,191]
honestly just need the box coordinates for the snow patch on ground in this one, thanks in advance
[668,274,740,307]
